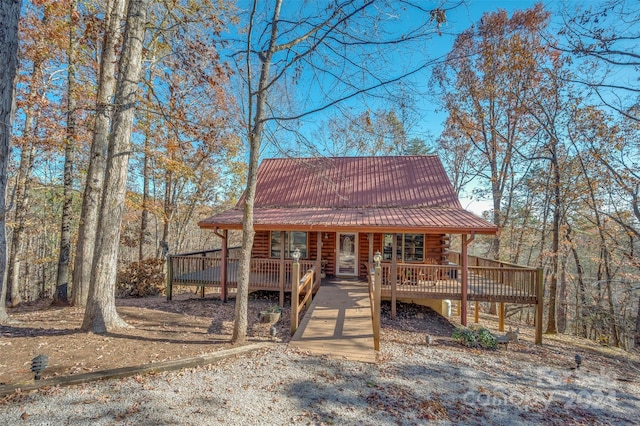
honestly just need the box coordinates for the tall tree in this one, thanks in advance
[6,3,49,306]
[54,0,79,305]
[0,0,23,323]
[432,5,551,260]
[72,0,125,307]
[231,0,457,342]
[525,60,573,335]
[82,0,149,332]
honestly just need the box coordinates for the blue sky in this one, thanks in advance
[233,1,605,214]
[404,0,574,139]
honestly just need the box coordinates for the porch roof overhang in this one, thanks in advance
[198,207,499,235]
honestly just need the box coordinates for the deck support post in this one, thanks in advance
[221,230,227,302]
[474,301,479,323]
[213,228,228,302]
[200,253,206,298]
[291,260,300,335]
[460,233,474,326]
[498,302,505,331]
[166,255,173,301]
[279,231,285,307]
[535,268,544,344]
[391,234,398,320]
[368,233,374,265]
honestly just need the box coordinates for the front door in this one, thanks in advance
[337,233,358,276]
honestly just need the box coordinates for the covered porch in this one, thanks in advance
[166,239,543,344]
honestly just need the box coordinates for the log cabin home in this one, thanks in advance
[168,155,543,342]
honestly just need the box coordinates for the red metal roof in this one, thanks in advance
[200,156,498,234]
[242,156,462,208]
[199,207,497,234]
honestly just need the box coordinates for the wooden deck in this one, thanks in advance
[167,251,541,306]
[289,278,377,363]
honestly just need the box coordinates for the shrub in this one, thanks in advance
[451,326,497,350]
[475,327,498,349]
[452,326,477,347]
[117,258,166,298]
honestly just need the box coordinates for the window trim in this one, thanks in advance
[382,233,425,263]
[270,231,308,259]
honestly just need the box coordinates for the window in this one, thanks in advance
[404,234,424,262]
[382,233,424,262]
[270,231,308,259]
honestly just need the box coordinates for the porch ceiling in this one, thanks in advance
[198,207,498,234]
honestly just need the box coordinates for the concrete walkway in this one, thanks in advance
[289,278,377,363]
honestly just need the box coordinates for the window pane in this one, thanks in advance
[383,234,393,260]
[290,231,307,258]
[404,234,424,262]
[270,231,282,258]
[382,234,402,260]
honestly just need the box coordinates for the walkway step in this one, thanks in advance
[289,280,377,363]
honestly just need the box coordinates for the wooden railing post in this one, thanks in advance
[166,256,173,301]
[535,268,544,344]
[290,260,300,335]
[279,231,285,307]
[306,270,313,309]
[391,235,397,320]
[373,255,382,351]
[460,234,469,326]
[221,230,227,303]
[200,253,206,298]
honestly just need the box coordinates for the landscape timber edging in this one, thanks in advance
[0,342,273,397]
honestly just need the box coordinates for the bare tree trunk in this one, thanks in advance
[567,225,587,337]
[138,102,150,261]
[232,0,281,343]
[6,54,41,306]
[576,149,619,346]
[635,294,640,348]
[54,0,78,305]
[558,250,568,333]
[72,0,125,307]
[0,0,22,323]
[6,143,33,307]
[161,169,173,248]
[82,0,149,333]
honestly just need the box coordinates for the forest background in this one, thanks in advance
[1,0,639,350]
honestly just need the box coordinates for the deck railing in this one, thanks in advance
[367,263,381,350]
[167,249,538,304]
[291,263,315,335]
[378,256,538,303]
[167,248,317,299]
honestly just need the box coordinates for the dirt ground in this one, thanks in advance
[1,288,638,395]
[0,290,286,385]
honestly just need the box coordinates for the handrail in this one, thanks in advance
[367,264,375,320]
[367,262,381,351]
[448,251,536,270]
[290,263,316,335]
[169,247,242,258]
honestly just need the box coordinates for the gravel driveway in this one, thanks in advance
[2,340,638,426]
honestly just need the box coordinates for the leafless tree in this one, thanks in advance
[230,0,460,342]
[0,0,23,323]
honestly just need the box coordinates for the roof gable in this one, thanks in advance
[240,155,462,209]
